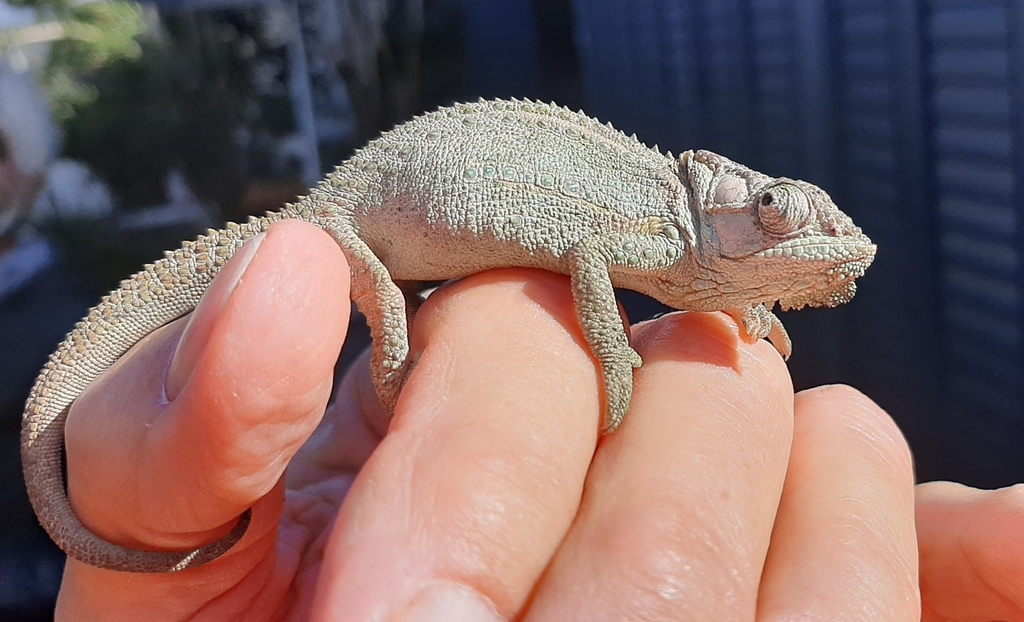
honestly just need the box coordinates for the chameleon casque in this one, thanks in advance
[21,98,876,573]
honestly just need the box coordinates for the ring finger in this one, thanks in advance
[756,385,918,621]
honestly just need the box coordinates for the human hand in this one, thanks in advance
[917,481,1024,621]
[55,220,1024,621]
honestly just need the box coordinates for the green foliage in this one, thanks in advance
[6,1,298,215]
[3,0,147,122]
[46,2,146,121]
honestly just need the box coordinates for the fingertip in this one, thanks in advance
[631,311,792,399]
[167,219,351,400]
[796,384,913,475]
[917,481,1024,619]
[181,219,350,406]
[632,311,741,369]
[167,230,267,400]
[179,217,351,455]
[796,383,871,408]
[152,219,351,528]
[64,218,352,558]
[758,384,919,622]
[632,309,793,377]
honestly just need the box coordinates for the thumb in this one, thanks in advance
[65,219,350,555]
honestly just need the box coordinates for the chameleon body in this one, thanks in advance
[21,98,876,573]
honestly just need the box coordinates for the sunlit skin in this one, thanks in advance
[58,220,1024,621]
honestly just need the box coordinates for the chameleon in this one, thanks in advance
[21,98,876,573]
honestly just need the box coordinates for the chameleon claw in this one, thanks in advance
[725,305,792,359]
[766,314,792,360]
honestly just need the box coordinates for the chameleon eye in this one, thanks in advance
[757,183,810,235]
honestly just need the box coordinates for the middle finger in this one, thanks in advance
[525,311,795,621]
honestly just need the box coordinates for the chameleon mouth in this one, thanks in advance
[766,235,876,311]
[755,234,877,263]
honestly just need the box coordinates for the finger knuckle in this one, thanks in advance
[590,497,756,617]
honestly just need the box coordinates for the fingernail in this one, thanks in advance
[393,583,503,622]
[166,232,267,400]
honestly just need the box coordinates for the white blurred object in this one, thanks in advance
[31,159,115,223]
[0,0,35,28]
[0,64,56,175]
[0,1,57,175]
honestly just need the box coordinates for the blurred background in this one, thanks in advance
[0,0,1021,616]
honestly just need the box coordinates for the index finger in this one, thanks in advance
[310,269,603,621]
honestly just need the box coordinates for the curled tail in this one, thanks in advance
[21,214,282,572]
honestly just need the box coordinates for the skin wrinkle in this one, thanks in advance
[807,418,916,586]
[828,516,913,599]
[195,528,288,622]
[838,411,913,474]
[288,368,379,482]
[960,524,1021,618]
[832,495,906,554]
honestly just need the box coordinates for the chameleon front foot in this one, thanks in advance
[725,304,792,359]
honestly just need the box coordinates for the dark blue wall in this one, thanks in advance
[568,0,1024,487]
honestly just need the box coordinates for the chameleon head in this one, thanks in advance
[676,150,876,311]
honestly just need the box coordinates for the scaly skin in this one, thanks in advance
[21,98,876,573]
